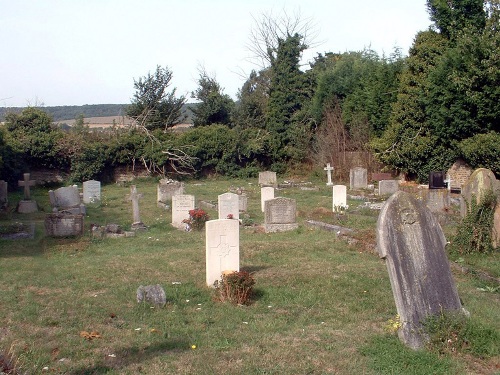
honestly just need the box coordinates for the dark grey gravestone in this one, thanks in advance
[429,171,446,189]
[0,180,7,208]
[136,285,166,307]
[376,191,463,349]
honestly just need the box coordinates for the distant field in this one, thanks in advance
[54,116,192,129]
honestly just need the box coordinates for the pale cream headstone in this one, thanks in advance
[332,185,347,212]
[205,219,240,287]
[83,180,101,204]
[261,186,275,212]
[172,194,195,229]
[218,192,239,220]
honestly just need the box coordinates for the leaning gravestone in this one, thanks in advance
[349,167,368,190]
[157,179,184,207]
[17,173,38,213]
[264,197,298,233]
[45,213,84,237]
[332,185,347,212]
[0,180,7,209]
[261,186,275,212]
[378,180,399,196]
[377,191,463,349]
[172,194,195,229]
[205,219,239,287]
[218,192,239,220]
[49,186,85,214]
[83,180,101,204]
[259,171,277,187]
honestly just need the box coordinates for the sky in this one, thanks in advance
[1,0,432,107]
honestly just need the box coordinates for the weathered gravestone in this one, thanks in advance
[258,171,277,187]
[157,179,184,207]
[127,185,146,230]
[460,168,500,249]
[264,197,298,233]
[324,163,334,186]
[421,189,450,214]
[18,173,37,213]
[429,171,446,189]
[378,180,399,196]
[136,284,166,307]
[172,194,195,229]
[377,191,463,349]
[205,219,239,287]
[349,167,368,190]
[239,194,248,212]
[261,186,275,212]
[218,192,239,220]
[83,180,101,204]
[0,180,7,209]
[49,186,86,214]
[45,213,84,237]
[332,185,347,212]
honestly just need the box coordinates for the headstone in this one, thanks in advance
[17,173,38,213]
[205,219,240,287]
[218,192,239,220]
[460,168,499,217]
[0,180,7,208]
[377,191,463,349]
[378,180,399,196]
[429,171,446,189]
[324,163,334,186]
[157,179,184,205]
[136,285,166,307]
[239,194,248,212]
[172,194,195,229]
[264,197,298,233]
[44,213,84,237]
[128,185,146,230]
[258,171,277,187]
[493,204,500,249]
[261,186,275,212]
[332,185,347,212]
[349,167,368,190]
[422,189,450,213]
[49,186,84,215]
[83,180,101,204]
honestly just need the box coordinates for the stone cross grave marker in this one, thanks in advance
[205,219,239,287]
[261,186,275,212]
[378,180,399,196]
[258,171,277,186]
[377,191,463,349]
[18,173,35,200]
[128,185,146,230]
[332,185,347,212]
[172,194,195,229]
[264,197,298,233]
[324,163,334,186]
[218,192,239,220]
[83,180,101,204]
[349,167,368,190]
[0,180,7,208]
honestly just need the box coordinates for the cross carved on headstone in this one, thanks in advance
[324,163,334,186]
[18,173,36,200]
[128,185,144,224]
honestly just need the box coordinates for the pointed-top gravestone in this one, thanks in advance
[128,185,146,230]
[377,191,462,350]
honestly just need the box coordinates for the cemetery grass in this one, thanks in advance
[0,178,499,374]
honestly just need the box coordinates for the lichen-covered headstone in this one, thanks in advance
[460,168,499,217]
[376,191,462,349]
[136,285,166,307]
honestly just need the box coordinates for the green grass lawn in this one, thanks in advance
[0,177,499,374]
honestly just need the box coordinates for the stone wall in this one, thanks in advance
[30,169,68,185]
[113,165,151,183]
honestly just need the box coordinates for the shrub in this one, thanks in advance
[459,132,500,176]
[215,271,255,305]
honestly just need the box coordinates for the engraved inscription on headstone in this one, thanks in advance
[264,197,298,233]
[172,194,195,229]
[83,180,101,204]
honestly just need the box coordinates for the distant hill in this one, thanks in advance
[0,103,196,123]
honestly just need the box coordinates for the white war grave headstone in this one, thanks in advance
[83,180,101,204]
[349,167,368,190]
[377,191,463,349]
[264,197,298,233]
[332,185,347,212]
[128,185,146,230]
[258,171,277,187]
[17,173,38,213]
[171,194,195,229]
[324,163,334,186]
[218,192,239,220]
[205,219,240,287]
[261,186,275,212]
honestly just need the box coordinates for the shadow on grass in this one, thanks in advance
[67,339,190,375]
